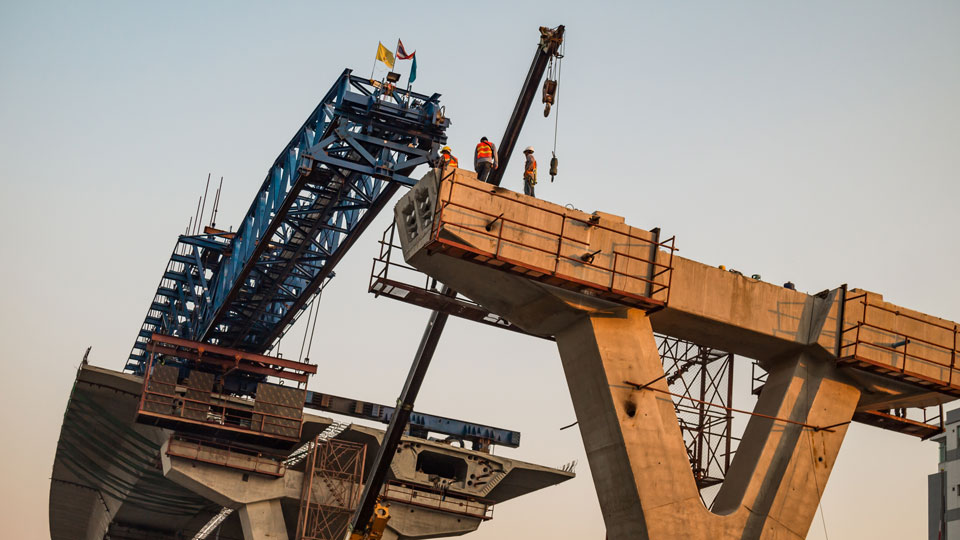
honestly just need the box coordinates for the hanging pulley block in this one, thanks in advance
[542,79,558,117]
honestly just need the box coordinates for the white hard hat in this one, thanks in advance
[524,146,534,153]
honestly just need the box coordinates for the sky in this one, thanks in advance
[1,1,958,538]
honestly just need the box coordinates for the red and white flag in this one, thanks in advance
[396,39,415,60]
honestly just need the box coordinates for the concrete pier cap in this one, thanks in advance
[392,168,959,539]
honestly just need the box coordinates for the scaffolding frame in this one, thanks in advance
[295,438,366,540]
[657,336,736,491]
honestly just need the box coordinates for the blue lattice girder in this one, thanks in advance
[126,232,231,371]
[126,70,449,373]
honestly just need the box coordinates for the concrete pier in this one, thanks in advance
[392,169,953,539]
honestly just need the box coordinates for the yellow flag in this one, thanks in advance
[375,42,395,69]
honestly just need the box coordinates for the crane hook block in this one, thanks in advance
[542,79,558,117]
[549,154,558,182]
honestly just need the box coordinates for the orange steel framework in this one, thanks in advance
[838,289,960,396]
[370,222,537,337]
[656,337,736,494]
[138,334,315,445]
[147,333,318,383]
[296,438,366,540]
[424,174,677,312]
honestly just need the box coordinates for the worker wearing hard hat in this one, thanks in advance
[522,146,537,196]
[474,136,498,183]
[440,146,458,169]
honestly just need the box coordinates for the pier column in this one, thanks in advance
[555,309,859,540]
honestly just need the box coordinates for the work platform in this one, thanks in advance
[392,168,959,540]
[395,168,960,405]
[394,167,676,314]
[137,334,316,447]
[838,289,960,397]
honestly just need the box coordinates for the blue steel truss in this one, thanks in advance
[127,70,449,373]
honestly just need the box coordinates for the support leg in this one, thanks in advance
[238,500,288,540]
[555,309,860,540]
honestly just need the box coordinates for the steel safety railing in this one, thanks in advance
[138,353,306,442]
[382,481,494,520]
[369,219,441,297]
[166,434,287,476]
[838,292,960,392]
[428,174,676,310]
[368,222,539,337]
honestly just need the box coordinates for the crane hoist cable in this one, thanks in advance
[347,26,565,540]
[547,37,564,182]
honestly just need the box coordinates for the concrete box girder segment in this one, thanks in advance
[51,364,573,540]
[161,422,573,540]
[396,169,960,407]
[393,170,958,539]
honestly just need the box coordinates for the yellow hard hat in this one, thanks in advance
[441,146,452,153]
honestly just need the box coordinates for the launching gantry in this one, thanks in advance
[392,167,959,540]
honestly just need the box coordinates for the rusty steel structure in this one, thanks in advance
[296,438,366,540]
[838,287,960,396]
[752,359,945,440]
[137,334,314,447]
[657,336,736,494]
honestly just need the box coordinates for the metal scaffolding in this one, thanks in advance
[657,335,736,492]
[295,438,366,540]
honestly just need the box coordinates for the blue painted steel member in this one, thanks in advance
[126,69,450,374]
[304,391,521,449]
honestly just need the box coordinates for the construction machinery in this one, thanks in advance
[51,43,575,540]
[58,25,577,540]
[345,25,566,540]
[51,18,950,540]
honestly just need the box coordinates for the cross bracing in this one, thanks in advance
[127,70,449,373]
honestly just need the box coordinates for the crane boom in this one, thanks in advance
[347,25,566,540]
[488,25,564,187]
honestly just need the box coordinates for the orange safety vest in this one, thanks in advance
[524,156,537,180]
[442,153,459,168]
[475,141,494,160]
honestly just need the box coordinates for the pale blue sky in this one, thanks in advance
[1,1,958,538]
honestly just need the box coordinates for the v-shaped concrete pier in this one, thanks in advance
[392,168,959,539]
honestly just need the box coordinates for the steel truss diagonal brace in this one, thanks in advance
[126,70,449,374]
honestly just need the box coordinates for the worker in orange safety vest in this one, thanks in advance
[522,146,537,197]
[474,136,498,183]
[440,146,458,169]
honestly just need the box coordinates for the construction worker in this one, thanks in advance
[440,146,458,169]
[474,136,498,183]
[522,146,537,197]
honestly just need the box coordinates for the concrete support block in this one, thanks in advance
[238,499,288,540]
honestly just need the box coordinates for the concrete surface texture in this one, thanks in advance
[394,170,957,539]
[49,364,573,540]
[398,170,959,407]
